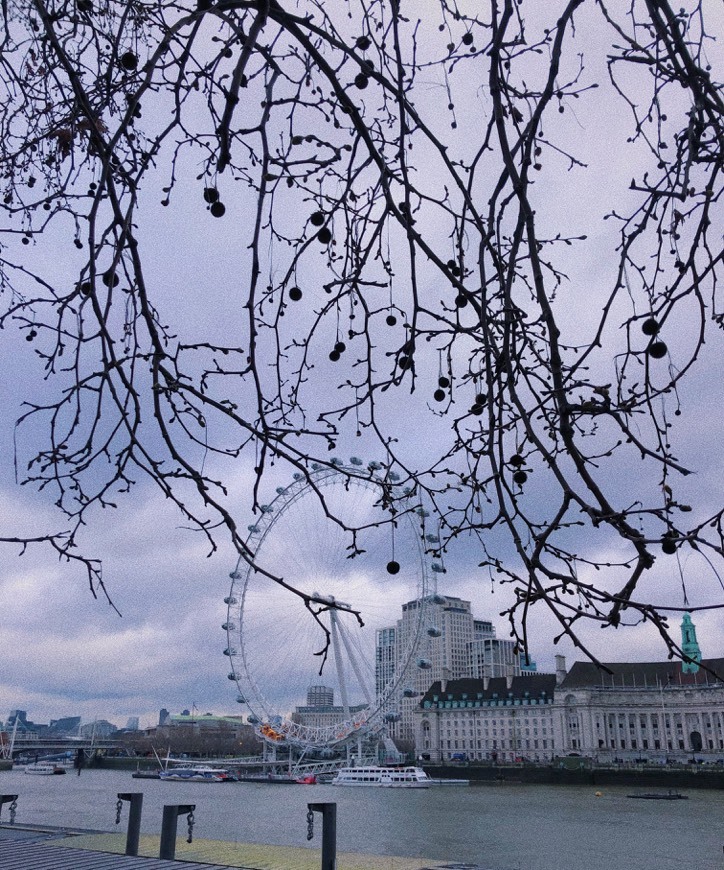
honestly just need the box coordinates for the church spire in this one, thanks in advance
[681,613,701,674]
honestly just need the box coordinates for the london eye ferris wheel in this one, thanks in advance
[223,460,436,751]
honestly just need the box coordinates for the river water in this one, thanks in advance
[1,768,722,869]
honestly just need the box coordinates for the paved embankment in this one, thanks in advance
[0,824,457,870]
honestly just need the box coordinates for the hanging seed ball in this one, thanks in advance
[310,211,325,226]
[329,349,340,362]
[661,537,677,555]
[475,393,486,404]
[455,293,468,308]
[398,354,411,370]
[203,187,219,204]
[509,453,524,467]
[386,314,397,326]
[434,388,446,402]
[641,317,659,336]
[386,560,400,575]
[513,470,528,485]
[647,340,668,359]
[102,270,120,287]
[120,51,138,71]
[77,0,93,11]
[438,376,450,388]
[79,281,92,296]
[289,287,302,301]
[462,32,474,45]
[470,403,483,416]
[210,201,226,218]
[356,35,371,50]
[317,226,332,244]
[354,73,369,89]
[334,341,346,354]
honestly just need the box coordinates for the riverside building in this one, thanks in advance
[417,673,557,762]
[414,615,724,764]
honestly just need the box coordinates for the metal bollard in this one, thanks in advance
[307,802,337,870]
[117,792,143,856]
[159,804,195,860]
[0,795,18,825]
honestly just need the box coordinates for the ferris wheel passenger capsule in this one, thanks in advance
[247,715,260,724]
[431,563,444,573]
[223,647,237,657]
[222,622,235,631]
[229,572,241,580]
[236,695,246,703]
[402,687,417,697]
[383,711,401,722]
[350,456,363,466]
[247,525,259,533]
[224,596,238,605]
[427,626,442,637]
[276,487,286,494]
[417,658,432,669]
[227,673,236,681]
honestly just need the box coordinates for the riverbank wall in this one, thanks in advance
[424,763,724,790]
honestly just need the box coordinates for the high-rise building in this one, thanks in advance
[306,685,334,707]
[377,594,533,741]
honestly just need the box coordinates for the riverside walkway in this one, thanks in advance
[0,824,459,870]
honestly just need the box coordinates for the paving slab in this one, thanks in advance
[52,831,451,870]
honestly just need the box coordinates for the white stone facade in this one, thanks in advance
[416,675,557,763]
[415,657,724,763]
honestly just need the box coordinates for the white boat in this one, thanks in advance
[331,765,431,788]
[24,762,66,775]
[159,765,230,782]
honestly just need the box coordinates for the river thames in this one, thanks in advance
[1,768,722,869]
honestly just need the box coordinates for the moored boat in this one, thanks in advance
[627,790,688,800]
[24,762,66,775]
[159,765,233,782]
[331,765,431,788]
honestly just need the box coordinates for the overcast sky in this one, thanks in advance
[0,1,722,731]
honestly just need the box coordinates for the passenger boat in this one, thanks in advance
[24,762,66,775]
[159,765,232,782]
[331,765,431,788]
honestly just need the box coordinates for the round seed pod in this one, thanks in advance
[647,340,668,359]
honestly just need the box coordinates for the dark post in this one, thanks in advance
[0,795,18,825]
[159,804,195,860]
[308,802,337,870]
[117,792,143,856]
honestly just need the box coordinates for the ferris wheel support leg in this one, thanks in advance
[330,612,351,719]
[335,616,373,706]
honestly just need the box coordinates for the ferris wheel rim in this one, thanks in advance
[224,460,432,749]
